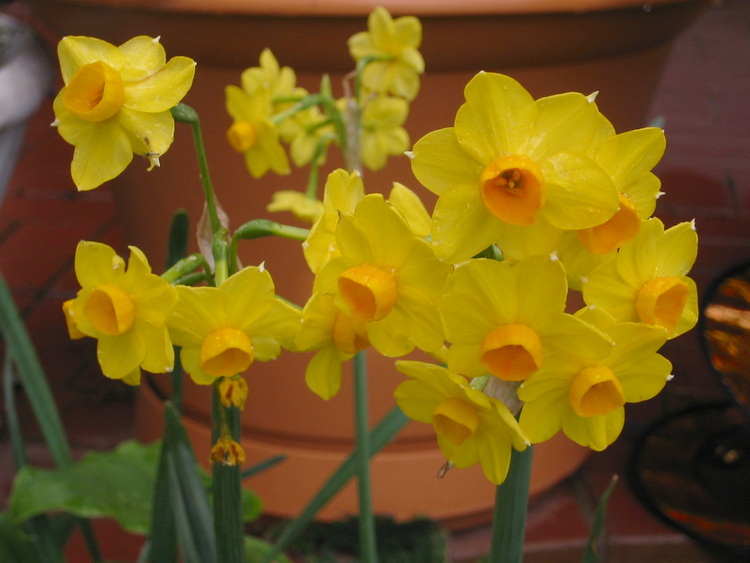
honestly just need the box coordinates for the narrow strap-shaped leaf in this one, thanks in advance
[0,271,71,468]
[0,271,102,561]
[583,474,618,563]
[163,402,217,563]
[165,454,204,563]
[262,405,410,563]
[166,209,190,269]
[146,440,177,563]
[241,455,286,480]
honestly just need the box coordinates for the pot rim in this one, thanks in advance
[33,0,703,17]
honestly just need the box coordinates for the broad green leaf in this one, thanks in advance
[9,440,160,534]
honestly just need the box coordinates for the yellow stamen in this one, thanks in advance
[636,276,690,334]
[200,328,254,378]
[480,155,545,225]
[432,396,479,446]
[218,376,249,410]
[84,284,135,336]
[227,121,258,153]
[578,193,641,254]
[480,323,543,381]
[63,61,124,122]
[338,264,398,322]
[569,365,625,417]
[332,312,370,355]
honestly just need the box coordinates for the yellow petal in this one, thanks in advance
[123,55,196,112]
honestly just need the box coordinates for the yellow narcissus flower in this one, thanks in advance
[348,6,424,101]
[167,266,300,385]
[267,190,324,223]
[410,72,619,263]
[284,104,336,168]
[303,168,430,274]
[226,81,290,179]
[518,308,672,451]
[440,256,612,381]
[240,48,298,105]
[53,36,196,191]
[582,217,699,339]
[558,127,667,288]
[394,361,528,485]
[68,241,177,385]
[313,193,451,357]
[304,169,366,274]
[359,95,410,171]
[297,293,369,400]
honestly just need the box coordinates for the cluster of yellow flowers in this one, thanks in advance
[56,8,698,486]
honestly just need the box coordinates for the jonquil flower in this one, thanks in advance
[66,241,177,385]
[313,193,451,357]
[348,6,424,101]
[267,190,324,223]
[582,217,699,338]
[226,80,290,179]
[359,95,410,171]
[518,308,672,451]
[53,36,196,191]
[410,72,619,262]
[558,127,667,287]
[394,361,529,485]
[303,169,430,274]
[439,256,612,380]
[297,293,369,400]
[167,266,300,385]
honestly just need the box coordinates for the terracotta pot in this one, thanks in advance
[30,0,708,526]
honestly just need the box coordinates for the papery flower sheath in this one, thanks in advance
[167,266,300,385]
[53,36,195,191]
[313,193,451,357]
[411,72,619,262]
[67,241,177,385]
[394,361,529,485]
[582,217,699,338]
[518,308,671,450]
[348,6,424,101]
[439,256,612,381]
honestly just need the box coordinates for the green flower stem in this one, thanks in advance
[488,445,534,563]
[161,254,211,284]
[231,219,309,264]
[171,103,229,283]
[211,385,244,563]
[353,350,378,563]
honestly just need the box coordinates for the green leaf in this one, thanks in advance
[0,512,42,563]
[244,534,292,563]
[167,209,190,269]
[583,474,618,563]
[0,271,72,469]
[162,403,217,563]
[9,440,160,534]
